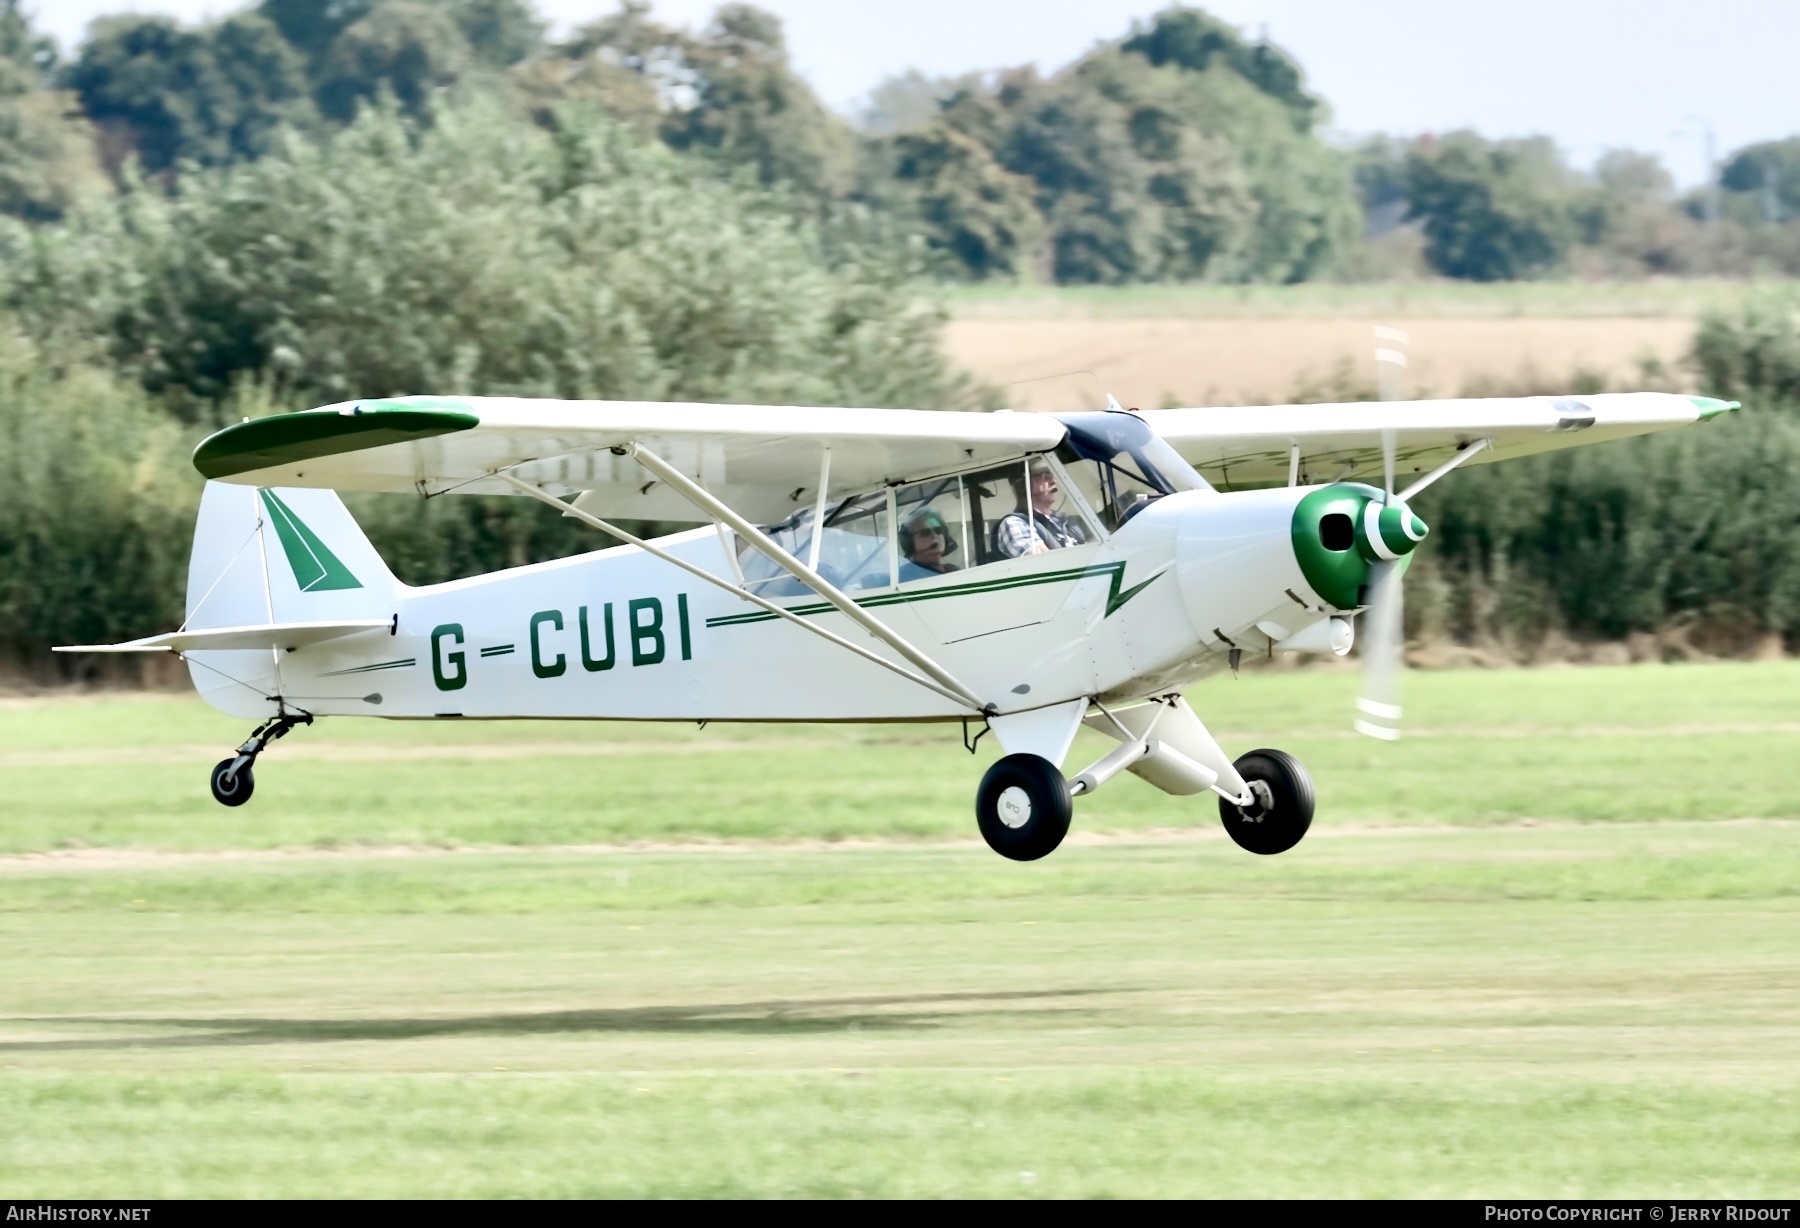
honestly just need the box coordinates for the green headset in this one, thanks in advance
[900,508,958,560]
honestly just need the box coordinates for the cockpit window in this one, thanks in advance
[741,436,1144,601]
[741,490,892,595]
[1054,410,1212,532]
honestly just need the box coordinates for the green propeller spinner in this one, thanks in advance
[1289,483,1429,610]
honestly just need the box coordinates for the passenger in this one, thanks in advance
[996,463,1087,557]
[898,508,961,582]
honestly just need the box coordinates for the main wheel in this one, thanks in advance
[210,758,254,807]
[976,753,1073,861]
[1218,749,1313,855]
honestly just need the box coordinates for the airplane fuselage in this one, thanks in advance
[189,485,1343,724]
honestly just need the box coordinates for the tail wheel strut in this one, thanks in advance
[209,712,312,808]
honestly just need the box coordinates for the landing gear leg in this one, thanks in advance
[209,712,312,807]
[1218,749,1315,855]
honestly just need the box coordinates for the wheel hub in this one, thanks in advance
[1236,779,1275,822]
[996,786,1033,828]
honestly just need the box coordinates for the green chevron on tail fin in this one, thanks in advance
[259,489,363,591]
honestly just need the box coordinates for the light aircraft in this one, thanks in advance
[59,390,1736,860]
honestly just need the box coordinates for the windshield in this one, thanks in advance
[1053,411,1212,532]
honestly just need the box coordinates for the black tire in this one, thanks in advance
[976,753,1073,861]
[1218,749,1314,855]
[210,757,254,807]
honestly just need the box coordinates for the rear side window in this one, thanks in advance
[744,490,894,594]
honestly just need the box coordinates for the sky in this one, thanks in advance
[32,0,1800,187]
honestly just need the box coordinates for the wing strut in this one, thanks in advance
[1396,437,1492,502]
[624,444,990,712]
[496,473,986,713]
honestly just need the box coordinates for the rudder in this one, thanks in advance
[185,482,402,717]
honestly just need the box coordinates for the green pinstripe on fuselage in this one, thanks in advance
[704,560,1165,630]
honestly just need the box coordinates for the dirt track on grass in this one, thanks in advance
[4,721,1797,770]
[944,317,1695,408]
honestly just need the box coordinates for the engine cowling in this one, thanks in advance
[1175,483,1430,652]
[1289,482,1429,609]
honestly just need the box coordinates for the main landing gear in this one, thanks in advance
[1217,749,1315,855]
[209,712,312,807]
[974,737,1316,862]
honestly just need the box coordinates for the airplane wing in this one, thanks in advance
[191,392,1735,518]
[192,396,1066,524]
[1137,393,1736,490]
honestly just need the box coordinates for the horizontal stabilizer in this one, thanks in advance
[55,619,391,654]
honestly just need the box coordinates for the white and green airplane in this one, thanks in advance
[59,391,1735,860]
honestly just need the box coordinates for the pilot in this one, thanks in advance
[898,508,960,581]
[996,462,1087,557]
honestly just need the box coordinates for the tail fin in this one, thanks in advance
[185,482,402,716]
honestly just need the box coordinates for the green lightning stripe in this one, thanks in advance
[321,658,416,676]
[259,489,363,592]
[705,560,1165,629]
[1104,564,1169,617]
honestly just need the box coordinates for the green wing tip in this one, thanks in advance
[1689,396,1742,420]
[192,403,478,479]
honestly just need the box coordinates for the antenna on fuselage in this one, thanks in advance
[1004,369,1112,415]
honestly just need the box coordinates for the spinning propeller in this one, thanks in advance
[1354,431,1409,740]
[1351,430,1491,739]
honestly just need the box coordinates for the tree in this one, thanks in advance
[860,7,1355,283]
[661,5,854,196]
[1404,132,1578,280]
[4,100,978,418]
[67,12,314,175]
[514,1,673,138]
[1120,6,1319,133]
[862,121,1043,280]
[0,0,106,220]
[212,14,322,159]
[314,1,472,122]
[1720,137,1800,222]
[857,70,961,137]
[257,0,377,71]
[442,0,543,67]
[529,4,855,200]
[983,68,1165,283]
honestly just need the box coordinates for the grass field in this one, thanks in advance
[940,279,1793,408]
[2,662,1798,1196]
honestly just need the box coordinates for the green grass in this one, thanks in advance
[2,662,1798,1196]
[4,1071,1795,1197]
[2,838,1797,1196]
[3,661,1799,852]
[942,279,1792,320]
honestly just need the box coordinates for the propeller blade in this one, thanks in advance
[1381,428,1396,502]
[1355,558,1404,740]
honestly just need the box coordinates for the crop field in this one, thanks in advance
[942,280,1787,408]
[2,661,1799,1197]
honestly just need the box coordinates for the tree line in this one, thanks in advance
[1414,304,1800,659]
[3,0,1796,284]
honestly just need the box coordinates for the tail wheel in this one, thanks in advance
[976,753,1073,862]
[210,758,255,807]
[1218,749,1314,855]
